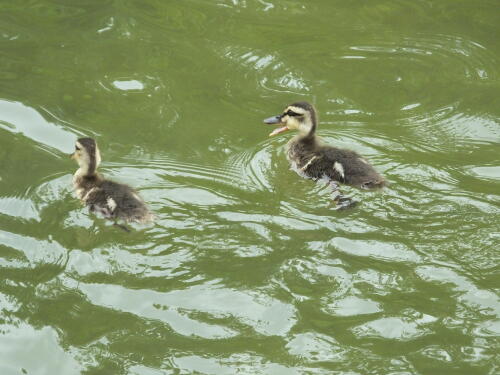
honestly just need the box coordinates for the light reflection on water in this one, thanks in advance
[0,0,499,374]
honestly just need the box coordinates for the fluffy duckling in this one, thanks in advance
[71,138,152,226]
[264,102,385,206]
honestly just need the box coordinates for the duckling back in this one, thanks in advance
[74,175,152,223]
[321,146,386,189]
[92,180,152,223]
[287,137,386,189]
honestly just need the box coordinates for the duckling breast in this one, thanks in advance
[73,174,101,201]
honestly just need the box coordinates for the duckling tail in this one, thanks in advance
[361,179,387,189]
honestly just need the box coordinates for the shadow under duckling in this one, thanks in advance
[264,102,386,208]
[70,137,153,230]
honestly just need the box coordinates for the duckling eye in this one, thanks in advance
[75,146,81,151]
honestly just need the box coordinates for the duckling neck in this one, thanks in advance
[298,120,317,139]
[73,167,102,188]
[296,133,319,148]
[299,125,316,140]
[74,166,95,178]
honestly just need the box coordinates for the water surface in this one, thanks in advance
[0,1,499,374]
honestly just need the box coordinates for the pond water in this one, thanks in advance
[0,1,499,374]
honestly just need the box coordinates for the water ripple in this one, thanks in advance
[220,45,310,94]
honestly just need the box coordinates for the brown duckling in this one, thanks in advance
[70,138,153,227]
[264,101,386,207]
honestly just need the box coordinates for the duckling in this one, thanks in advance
[264,101,386,207]
[70,137,153,228]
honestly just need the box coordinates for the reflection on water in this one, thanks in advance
[0,0,499,374]
[0,99,77,153]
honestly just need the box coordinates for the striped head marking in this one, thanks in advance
[265,101,318,136]
[71,137,101,175]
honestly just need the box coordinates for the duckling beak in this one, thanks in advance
[264,115,289,136]
[263,115,281,124]
[70,152,76,160]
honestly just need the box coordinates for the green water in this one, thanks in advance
[1,1,499,374]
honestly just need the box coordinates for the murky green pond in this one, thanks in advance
[1,1,499,374]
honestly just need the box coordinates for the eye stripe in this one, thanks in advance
[285,110,301,117]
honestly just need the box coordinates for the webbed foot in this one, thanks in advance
[333,194,358,211]
[333,195,358,210]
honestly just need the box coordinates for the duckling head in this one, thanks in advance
[264,101,317,137]
[70,137,102,176]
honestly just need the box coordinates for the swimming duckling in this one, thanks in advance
[264,101,386,207]
[70,138,153,227]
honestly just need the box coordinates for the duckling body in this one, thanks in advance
[287,134,385,189]
[71,138,152,224]
[264,102,385,205]
[73,174,151,222]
